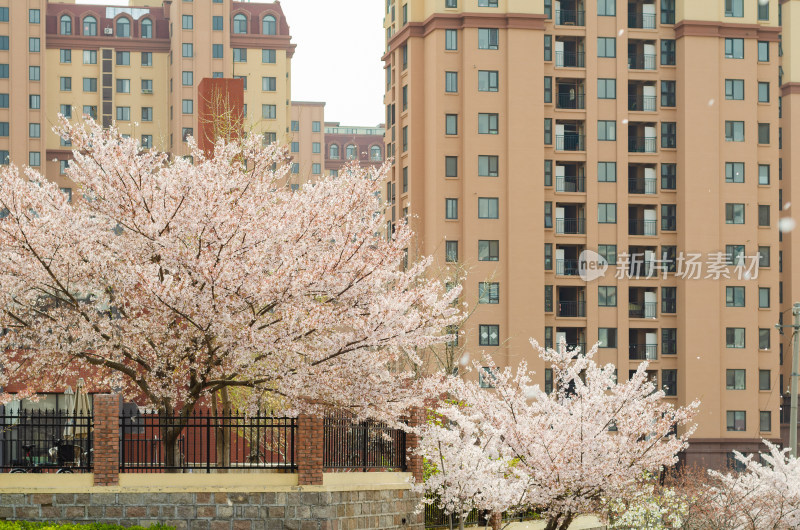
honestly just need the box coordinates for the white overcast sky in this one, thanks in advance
[76,0,387,126]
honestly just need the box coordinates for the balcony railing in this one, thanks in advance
[628,94,657,112]
[628,177,657,194]
[557,301,586,318]
[629,343,658,360]
[629,219,658,236]
[556,258,580,276]
[555,217,586,235]
[555,51,586,68]
[628,53,657,70]
[556,134,586,151]
[557,93,585,109]
[629,302,658,319]
[628,136,657,153]
[628,13,657,29]
[566,342,587,352]
[555,9,586,26]
[556,175,586,192]
[629,260,656,278]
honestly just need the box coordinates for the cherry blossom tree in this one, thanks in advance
[0,117,462,464]
[701,442,800,529]
[413,340,698,530]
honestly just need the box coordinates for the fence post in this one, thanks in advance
[405,406,424,483]
[93,393,121,486]
[296,412,323,485]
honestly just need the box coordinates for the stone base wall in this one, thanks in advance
[0,489,423,530]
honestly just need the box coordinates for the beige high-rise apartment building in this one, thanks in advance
[384,0,792,467]
[0,0,294,197]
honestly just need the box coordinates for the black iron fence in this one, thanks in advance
[119,409,296,473]
[323,414,406,471]
[0,409,93,473]
[424,498,539,528]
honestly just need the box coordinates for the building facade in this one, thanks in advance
[0,0,294,197]
[384,0,789,467]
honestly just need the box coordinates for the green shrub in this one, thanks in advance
[0,523,174,530]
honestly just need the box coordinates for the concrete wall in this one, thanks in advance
[0,473,423,530]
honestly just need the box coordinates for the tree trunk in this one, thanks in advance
[544,513,574,530]
[161,419,184,473]
[458,515,465,530]
[448,513,454,530]
[212,388,232,472]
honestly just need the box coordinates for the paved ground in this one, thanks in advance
[506,516,605,529]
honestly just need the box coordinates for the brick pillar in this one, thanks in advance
[405,406,424,483]
[297,413,324,485]
[92,394,120,486]
[490,512,502,530]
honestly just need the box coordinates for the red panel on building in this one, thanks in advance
[197,78,245,157]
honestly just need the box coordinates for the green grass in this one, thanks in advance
[0,523,174,530]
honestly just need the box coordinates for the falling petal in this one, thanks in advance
[785,202,791,210]
[708,99,715,106]
[460,352,470,366]
[618,29,625,36]
[622,119,629,124]
[779,218,797,233]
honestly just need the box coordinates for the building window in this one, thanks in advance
[479,240,499,261]
[29,151,40,167]
[181,99,193,114]
[29,66,40,81]
[329,144,339,159]
[478,70,499,92]
[402,126,409,151]
[478,197,499,219]
[758,123,770,144]
[233,13,247,34]
[726,286,745,307]
[312,163,321,175]
[726,327,745,348]
[662,328,677,355]
[479,325,500,346]
[725,0,743,17]
[212,44,224,59]
[598,78,616,99]
[479,282,499,304]
[262,104,276,119]
[262,76,276,92]
[544,368,554,394]
[759,246,770,268]
[446,0,457,7]
[726,245,745,265]
[262,15,277,35]
[60,14,72,35]
[59,160,69,174]
[661,39,676,65]
[402,167,408,192]
[662,287,676,313]
[760,330,771,351]
[346,145,357,159]
[478,28,499,50]
[0,64,8,79]
[599,244,616,265]
[724,79,744,100]
[759,205,770,226]
[478,0,499,5]
[662,369,677,396]
[598,203,616,223]
[598,0,616,16]
[60,77,72,91]
[445,71,458,93]
[544,118,552,144]
[725,38,744,59]
[760,411,771,432]
[116,51,130,65]
[725,162,745,183]
[660,81,676,107]
[141,107,153,122]
[544,243,553,270]
[479,367,497,388]
[28,123,40,139]
[597,37,616,58]
[60,49,72,64]
[759,164,770,185]
[598,328,617,348]
[141,135,153,149]
[116,79,130,93]
[726,369,746,390]
[661,163,676,190]
[598,286,617,307]
[758,82,770,103]
[445,156,458,178]
[29,37,40,53]
[402,85,408,110]
[59,104,72,119]
[446,241,459,263]
[544,34,552,61]
[312,142,321,154]
[182,43,194,58]
[0,36,7,50]
[544,201,552,228]
[29,95,40,109]
[724,203,745,224]
[661,122,676,148]
[116,107,130,121]
[597,161,616,182]
[262,49,276,63]
[725,121,744,142]
[141,18,152,38]
[445,114,458,135]
[83,78,97,92]
[79,50,96,65]
[445,29,458,50]
[290,142,299,153]
[445,198,458,220]
[478,155,499,177]
[312,121,321,133]
[117,17,131,37]
[598,120,616,141]
[759,287,770,308]
[758,41,769,62]
[478,113,499,134]
[544,160,553,186]
[83,16,97,36]
[180,71,193,86]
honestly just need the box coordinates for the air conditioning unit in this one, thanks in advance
[142,89,153,94]
[103,27,113,35]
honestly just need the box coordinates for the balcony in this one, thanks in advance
[555,9,585,26]
[628,53,656,70]
[628,136,657,153]
[557,300,586,318]
[629,219,657,236]
[629,302,657,319]
[628,247,658,278]
[556,175,586,193]
[628,94,656,112]
[556,134,585,151]
[555,217,586,235]
[628,178,656,195]
[628,12,656,29]
[629,343,658,360]
[556,258,580,276]
[557,92,585,110]
[630,288,657,319]
[556,51,585,68]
